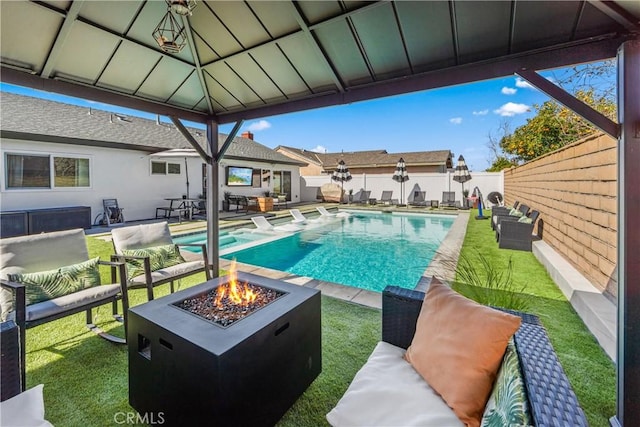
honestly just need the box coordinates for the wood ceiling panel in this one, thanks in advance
[512,1,581,51]
[351,3,409,79]
[249,44,311,97]
[314,21,371,86]
[576,2,628,39]
[206,1,271,48]
[79,1,142,36]
[455,1,511,62]
[0,1,61,72]
[136,57,194,101]
[396,1,456,71]
[97,41,161,94]
[204,61,262,106]
[203,72,243,110]
[247,1,300,38]
[224,54,283,101]
[53,21,120,84]
[168,72,207,109]
[297,0,344,25]
[190,3,242,58]
[278,34,337,92]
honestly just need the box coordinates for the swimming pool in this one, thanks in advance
[221,211,454,292]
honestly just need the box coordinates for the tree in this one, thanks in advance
[485,119,517,171]
[499,90,616,162]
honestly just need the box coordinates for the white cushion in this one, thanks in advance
[128,260,205,285]
[25,284,122,322]
[0,384,53,427]
[326,341,463,427]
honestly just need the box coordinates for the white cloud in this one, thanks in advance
[501,87,517,95]
[246,120,271,131]
[515,77,535,89]
[472,109,489,116]
[449,117,463,125]
[310,145,327,153]
[493,102,530,117]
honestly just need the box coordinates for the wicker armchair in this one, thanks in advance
[381,286,588,427]
[497,210,540,251]
[491,203,529,230]
[1,320,22,401]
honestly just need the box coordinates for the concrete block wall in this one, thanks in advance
[503,133,617,299]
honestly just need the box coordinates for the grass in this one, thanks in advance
[24,214,614,426]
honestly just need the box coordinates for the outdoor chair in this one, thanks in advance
[380,191,399,205]
[408,191,427,206]
[289,209,322,225]
[492,203,529,230]
[440,191,457,208]
[316,206,351,219]
[0,228,130,389]
[101,198,125,226]
[110,222,210,301]
[251,216,303,233]
[352,190,371,204]
[1,320,53,426]
[497,210,540,251]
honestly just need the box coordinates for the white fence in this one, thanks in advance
[300,171,504,206]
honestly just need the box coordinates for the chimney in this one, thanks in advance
[241,131,254,140]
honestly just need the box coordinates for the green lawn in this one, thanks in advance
[23,213,614,426]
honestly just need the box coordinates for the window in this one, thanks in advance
[151,161,181,175]
[54,157,90,187]
[5,153,90,189]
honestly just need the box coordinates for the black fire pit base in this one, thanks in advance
[128,272,321,426]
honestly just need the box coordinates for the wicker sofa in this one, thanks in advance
[327,286,588,426]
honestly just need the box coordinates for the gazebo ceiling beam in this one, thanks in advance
[216,34,627,124]
[516,68,620,139]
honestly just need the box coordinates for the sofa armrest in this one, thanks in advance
[382,286,424,349]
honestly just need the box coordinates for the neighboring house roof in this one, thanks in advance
[0,92,306,166]
[276,145,452,170]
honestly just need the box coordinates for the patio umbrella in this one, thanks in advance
[331,160,352,203]
[453,155,472,202]
[392,157,410,205]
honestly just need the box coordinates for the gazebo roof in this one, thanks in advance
[1,1,638,124]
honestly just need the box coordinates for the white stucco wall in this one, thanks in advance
[1,139,302,222]
[301,171,504,206]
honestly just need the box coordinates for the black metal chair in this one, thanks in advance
[1,320,22,401]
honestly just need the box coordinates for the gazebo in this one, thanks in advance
[1,1,638,424]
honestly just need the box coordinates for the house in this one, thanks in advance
[0,92,306,226]
[276,146,454,175]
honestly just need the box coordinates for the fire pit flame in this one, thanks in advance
[174,260,286,327]
[215,262,257,307]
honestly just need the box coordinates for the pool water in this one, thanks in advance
[222,212,454,292]
[173,230,268,253]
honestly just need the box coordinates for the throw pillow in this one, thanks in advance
[8,258,101,306]
[404,279,522,427]
[509,208,523,217]
[121,244,186,280]
[480,339,532,427]
[518,216,533,224]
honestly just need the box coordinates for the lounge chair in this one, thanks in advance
[251,216,303,233]
[316,206,350,218]
[289,209,321,225]
[111,222,210,301]
[440,191,457,208]
[352,190,371,204]
[408,191,427,206]
[379,191,398,205]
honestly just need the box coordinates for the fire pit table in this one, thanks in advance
[128,270,321,426]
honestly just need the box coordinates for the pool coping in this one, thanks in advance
[223,210,469,310]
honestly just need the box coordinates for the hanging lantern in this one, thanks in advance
[152,9,187,53]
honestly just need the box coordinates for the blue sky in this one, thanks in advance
[0,65,600,171]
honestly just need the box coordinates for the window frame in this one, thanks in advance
[3,151,92,191]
